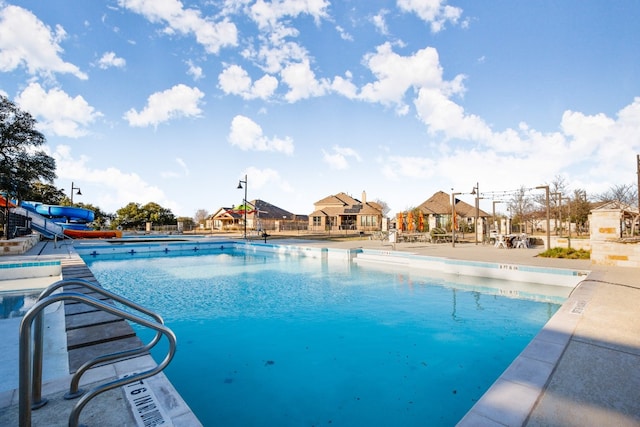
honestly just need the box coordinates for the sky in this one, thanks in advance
[1,0,639,218]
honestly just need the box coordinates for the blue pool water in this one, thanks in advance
[82,248,561,426]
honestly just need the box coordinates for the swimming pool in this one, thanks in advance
[82,247,564,426]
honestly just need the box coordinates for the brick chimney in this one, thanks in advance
[362,190,367,204]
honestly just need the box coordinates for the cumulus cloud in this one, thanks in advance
[97,51,126,69]
[228,115,294,155]
[397,0,463,33]
[281,59,328,102]
[123,84,204,127]
[218,64,278,100]
[248,0,330,29]
[53,144,174,213]
[322,146,362,170]
[15,82,102,137]
[0,4,87,79]
[118,0,238,54]
[357,43,461,114]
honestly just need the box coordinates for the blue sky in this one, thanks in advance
[1,0,639,218]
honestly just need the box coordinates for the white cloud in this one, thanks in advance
[118,0,238,54]
[124,84,204,127]
[358,43,460,113]
[15,82,102,137]
[97,51,126,69]
[160,157,190,178]
[371,10,389,35]
[381,155,436,180]
[53,144,173,213]
[218,64,278,100]
[397,0,463,33]
[241,165,294,194]
[186,60,204,80]
[228,115,294,155]
[322,146,362,170]
[281,59,328,102]
[248,0,330,29]
[0,5,87,79]
[414,87,491,141]
[335,25,353,41]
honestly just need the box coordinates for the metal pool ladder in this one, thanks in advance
[18,278,177,427]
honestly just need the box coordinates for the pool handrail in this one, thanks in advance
[19,291,176,427]
[33,278,165,401]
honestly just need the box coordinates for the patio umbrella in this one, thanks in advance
[419,211,424,232]
[397,212,404,231]
[407,211,414,232]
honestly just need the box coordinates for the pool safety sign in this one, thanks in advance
[121,374,173,427]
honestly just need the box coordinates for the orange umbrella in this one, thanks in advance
[418,211,424,232]
[407,211,414,232]
[397,212,404,231]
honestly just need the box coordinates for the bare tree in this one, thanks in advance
[508,186,535,233]
[569,189,590,235]
[597,183,637,208]
[194,209,209,226]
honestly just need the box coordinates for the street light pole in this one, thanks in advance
[492,200,503,234]
[536,185,551,249]
[471,182,479,245]
[70,182,82,204]
[451,191,461,248]
[237,175,247,239]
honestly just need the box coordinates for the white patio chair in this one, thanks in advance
[495,234,507,249]
[515,234,528,249]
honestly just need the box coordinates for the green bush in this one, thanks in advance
[538,247,590,259]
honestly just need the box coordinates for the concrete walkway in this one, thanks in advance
[2,236,639,426]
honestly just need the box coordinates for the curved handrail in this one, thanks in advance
[33,278,165,400]
[19,291,176,427]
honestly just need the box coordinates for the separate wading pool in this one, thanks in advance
[82,247,566,426]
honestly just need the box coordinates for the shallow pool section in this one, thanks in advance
[83,248,562,426]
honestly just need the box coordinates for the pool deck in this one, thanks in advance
[1,236,639,426]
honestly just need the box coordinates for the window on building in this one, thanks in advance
[313,216,322,227]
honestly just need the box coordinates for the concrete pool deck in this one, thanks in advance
[1,236,639,426]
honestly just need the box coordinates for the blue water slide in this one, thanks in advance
[29,203,95,222]
[11,206,65,239]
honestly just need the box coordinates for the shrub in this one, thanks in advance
[538,247,590,259]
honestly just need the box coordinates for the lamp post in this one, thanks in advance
[492,200,503,234]
[451,191,461,248]
[551,192,562,236]
[471,182,480,245]
[237,175,247,239]
[536,185,551,249]
[70,182,82,204]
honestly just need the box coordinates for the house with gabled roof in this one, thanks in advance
[309,191,383,232]
[208,199,308,232]
[413,191,490,233]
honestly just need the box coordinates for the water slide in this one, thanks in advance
[11,206,64,239]
[19,202,121,239]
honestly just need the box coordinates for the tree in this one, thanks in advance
[193,209,208,225]
[113,202,147,229]
[142,202,175,226]
[113,202,176,229]
[597,183,637,208]
[1,96,56,238]
[508,186,535,233]
[373,199,391,217]
[22,182,66,204]
[569,189,590,235]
